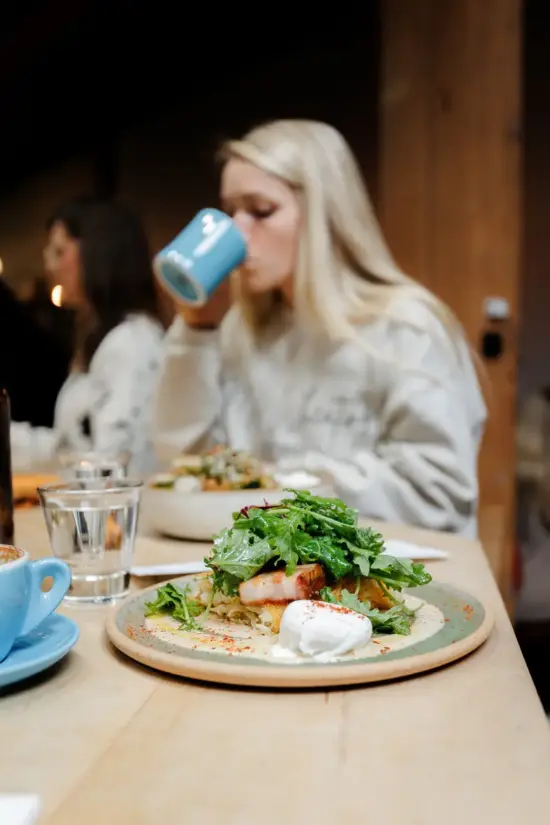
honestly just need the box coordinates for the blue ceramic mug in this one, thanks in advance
[0,545,71,663]
[153,208,247,306]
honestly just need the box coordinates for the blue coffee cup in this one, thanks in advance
[153,208,247,306]
[0,545,71,663]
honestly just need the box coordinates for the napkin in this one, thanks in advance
[131,561,208,577]
[384,540,449,560]
[0,795,41,825]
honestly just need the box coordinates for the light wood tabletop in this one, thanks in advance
[3,505,550,824]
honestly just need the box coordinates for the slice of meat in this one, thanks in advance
[239,563,326,606]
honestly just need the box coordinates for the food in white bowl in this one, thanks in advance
[146,447,277,540]
[150,445,277,493]
[145,446,329,541]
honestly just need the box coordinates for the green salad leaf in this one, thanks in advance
[319,587,416,635]
[144,582,204,630]
[206,489,431,597]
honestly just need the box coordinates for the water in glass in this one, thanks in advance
[39,480,142,603]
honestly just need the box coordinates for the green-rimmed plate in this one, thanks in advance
[105,576,494,689]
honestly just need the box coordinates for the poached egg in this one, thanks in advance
[270,599,373,663]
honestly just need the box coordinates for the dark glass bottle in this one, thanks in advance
[0,388,14,545]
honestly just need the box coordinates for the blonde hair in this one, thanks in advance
[220,119,468,363]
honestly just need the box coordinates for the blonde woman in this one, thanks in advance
[154,120,486,536]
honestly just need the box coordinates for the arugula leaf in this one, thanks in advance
[145,582,204,630]
[208,527,273,580]
[234,507,301,574]
[210,569,241,597]
[369,554,432,591]
[292,532,353,579]
[320,587,415,635]
[288,489,358,526]
[204,489,432,599]
[340,527,384,576]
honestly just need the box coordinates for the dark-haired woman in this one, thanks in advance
[11,198,166,475]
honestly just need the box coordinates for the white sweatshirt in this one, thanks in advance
[12,315,164,477]
[154,300,487,536]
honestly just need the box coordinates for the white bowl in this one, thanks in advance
[142,486,288,541]
[142,467,333,541]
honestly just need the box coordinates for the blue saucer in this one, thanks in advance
[0,614,79,689]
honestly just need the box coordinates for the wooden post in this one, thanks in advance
[379,0,522,604]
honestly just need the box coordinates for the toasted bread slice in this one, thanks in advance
[263,604,287,634]
[330,576,394,610]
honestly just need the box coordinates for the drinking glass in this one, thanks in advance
[56,449,130,481]
[38,479,143,603]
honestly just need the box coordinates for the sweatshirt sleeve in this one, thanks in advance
[153,315,224,463]
[85,320,163,474]
[278,314,487,535]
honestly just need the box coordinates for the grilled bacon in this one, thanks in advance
[239,563,326,606]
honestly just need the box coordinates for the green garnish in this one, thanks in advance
[319,587,416,635]
[207,489,430,594]
[144,582,203,631]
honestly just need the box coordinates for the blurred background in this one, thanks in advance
[2,0,550,686]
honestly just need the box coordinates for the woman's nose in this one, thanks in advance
[232,210,253,241]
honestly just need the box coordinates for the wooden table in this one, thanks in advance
[3,506,550,824]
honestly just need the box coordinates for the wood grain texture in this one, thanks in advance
[380,0,522,603]
[2,507,549,824]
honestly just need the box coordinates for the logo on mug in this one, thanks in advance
[195,216,231,257]
[166,250,193,271]
[202,213,218,235]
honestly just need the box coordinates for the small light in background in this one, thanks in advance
[51,285,63,307]
[0,258,4,275]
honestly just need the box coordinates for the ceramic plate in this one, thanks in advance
[0,614,79,690]
[106,576,494,689]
